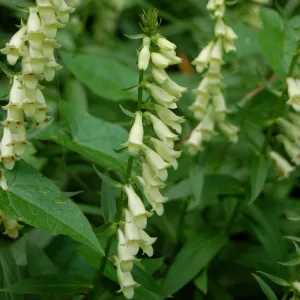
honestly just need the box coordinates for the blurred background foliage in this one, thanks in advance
[1,0,300,299]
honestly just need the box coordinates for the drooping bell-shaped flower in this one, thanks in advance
[146,83,178,108]
[161,78,187,97]
[269,150,294,180]
[117,229,135,272]
[116,262,140,299]
[138,229,157,257]
[218,121,239,143]
[26,7,45,50]
[151,52,170,68]
[152,66,168,84]
[147,113,178,148]
[142,145,170,181]
[154,105,184,134]
[156,37,176,51]
[3,217,23,239]
[185,126,204,155]
[142,162,165,190]
[124,185,151,229]
[277,117,300,145]
[192,42,214,73]
[0,128,15,170]
[159,49,182,65]
[122,112,144,156]
[1,25,27,65]
[277,135,300,165]
[150,137,181,169]
[124,210,140,256]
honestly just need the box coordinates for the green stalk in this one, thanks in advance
[89,70,145,298]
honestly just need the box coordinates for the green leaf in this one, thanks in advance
[0,275,92,295]
[188,165,204,209]
[100,181,117,223]
[0,247,23,300]
[0,161,102,253]
[63,103,128,173]
[258,8,285,78]
[64,78,88,112]
[94,166,123,189]
[61,52,137,101]
[26,242,58,300]
[132,262,167,297]
[278,257,300,267]
[252,274,278,300]
[250,156,269,203]
[284,236,300,243]
[94,222,117,241]
[257,271,290,287]
[194,268,208,295]
[162,230,227,295]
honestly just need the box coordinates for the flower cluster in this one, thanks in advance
[269,78,300,180]
[0,0,76,238]
[185,0,239,155]
[114,10,186,299]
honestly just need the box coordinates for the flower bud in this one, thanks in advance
[123,111,144,156]
[197,112,215,141]
[277,117,300,144]
[117,229,135,272]
[161,78,187,97]
[138,37,151,71]
[146,83,177,108]
[212,92,226,120]
[269,151,294,180]
[159,49,182,65]
[152,66,168,84]
[215,18,226,37]
[156,37,176,51]
[151,52,170,68]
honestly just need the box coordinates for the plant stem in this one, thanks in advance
[90,70,145,298]
[225,196,245,235]
[261,45,300,154]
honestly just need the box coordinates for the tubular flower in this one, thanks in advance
[269,151,294,180]
[186,0,239,155]
[116,10,186,299]
[273,114,300,178]
[0,0,77,238]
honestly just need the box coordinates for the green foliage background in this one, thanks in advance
[0,0,300,299]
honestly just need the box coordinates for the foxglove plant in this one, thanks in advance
[185,0,239,155]
[113,9,186,299]
[0,0,76,238]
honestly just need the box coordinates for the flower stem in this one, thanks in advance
[90,69,146,297]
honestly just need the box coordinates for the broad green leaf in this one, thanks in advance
[188,165,204,209]
[194,268,208,295]
[101,177,117,223]
[63,104,128,172]
[0,161,102,253]
[26,242,58,300]
[252,274,278,300]
[0,275,92,295]
[0,247,23,300]
[258,8,285,78]
[163,230,227,295]
[64,78,88,112]
[60,52,137,101]
[257,271,290,287]
[132,262,167,297]
[250,156,269,203]
[26,242,57,276]
[37,110,129,173]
